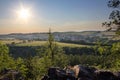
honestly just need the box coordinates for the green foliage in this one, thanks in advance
[38,56,52,77]
[0,42,9,56]
[35,29,69,78]
[68,54,81,66]
[15,57,28,78]
[109,42,120,70]
[93,42,120,70]
[68,54,101,67]
[47,29,57,61]
[24,56,37,80]
[111,42,120,53]
[54,53,69,68]
[31,56,44,80]
[0,43,15,71]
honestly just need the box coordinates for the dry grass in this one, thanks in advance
[0,40,90,47]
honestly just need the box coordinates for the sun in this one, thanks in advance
[17,8,31,20]
[19,9,29,19]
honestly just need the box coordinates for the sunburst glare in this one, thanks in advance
[16,6,31,21]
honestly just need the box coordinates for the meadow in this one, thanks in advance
[0,39,90,47]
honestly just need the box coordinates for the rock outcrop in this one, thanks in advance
[41,65,120,80]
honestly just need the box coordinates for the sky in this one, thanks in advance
[0,0,111,34]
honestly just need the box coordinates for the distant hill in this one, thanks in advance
[0,31,116,43]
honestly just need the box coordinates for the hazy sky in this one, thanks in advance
[0,0,111,34]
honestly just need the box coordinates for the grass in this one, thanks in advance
[0,39,23,44]
[56,42,89,47]
[0,39,90,47]
[16,41,46,46]
[16,41,90,47]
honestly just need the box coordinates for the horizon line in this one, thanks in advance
[0,30,108,35]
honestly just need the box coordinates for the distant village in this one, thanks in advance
[0,31,116,43]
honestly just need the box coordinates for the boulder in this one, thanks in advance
[41,65,120,80]
[95,70,119,80]
[0,69,23,80]
[69,65,96,80]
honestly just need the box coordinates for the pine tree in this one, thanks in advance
[48,28,55,61]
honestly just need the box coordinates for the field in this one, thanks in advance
[0,39,90,47]
[0,39,22,44]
